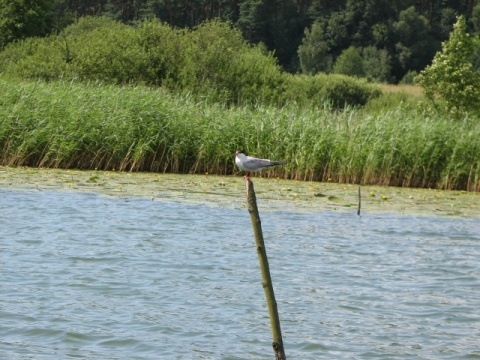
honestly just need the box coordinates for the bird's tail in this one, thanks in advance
[269,160,286,166]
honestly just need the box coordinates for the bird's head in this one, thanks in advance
[234,150,245,157]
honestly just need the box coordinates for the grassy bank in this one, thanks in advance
[1,77,479,190]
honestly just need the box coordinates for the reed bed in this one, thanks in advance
[1,77,479,191]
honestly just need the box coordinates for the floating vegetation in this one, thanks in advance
[327,195,341,202]
[1,166,478,218]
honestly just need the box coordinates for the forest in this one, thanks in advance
[1,0,479,82]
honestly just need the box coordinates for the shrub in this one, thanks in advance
[0,17,379,109]
[181,20,284,105]
[281,73,381,109]
[136,20,187,87]
[322,74,380,108]
[71,21,143,83]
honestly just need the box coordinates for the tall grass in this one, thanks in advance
[1,77,479,190]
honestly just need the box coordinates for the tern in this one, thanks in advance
[234,150,286,179]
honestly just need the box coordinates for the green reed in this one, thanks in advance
[1,77,479,190]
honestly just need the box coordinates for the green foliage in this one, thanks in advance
[362,90,421,114]
[0,0,53,50]
[473,2,480,35]
[281,73,381,109]
[236,0,302,68]
[324,12,348,53]
[71,21,142,83]
[182,19,284,104]
[399,70,417,85]
[416,16,480,116]
[9,36,68,80]
[61,16,117,37]
[473,40,480,72]
[1,1,479,80]
[320,73,380,108]
[333,46,365,77]
[297,21,332,74]
[361,46,392,83]
[393,6,434,75]
[437,8,459,40]
[0,16,381,108]
[136,20,187,88]
[0,17,283,105]
[1,77,479,190]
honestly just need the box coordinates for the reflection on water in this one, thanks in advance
[1,189,479,359]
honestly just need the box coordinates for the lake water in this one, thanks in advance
[1,188,479,359]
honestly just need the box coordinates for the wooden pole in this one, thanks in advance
[357,186,361,216]
[245,178,286,360]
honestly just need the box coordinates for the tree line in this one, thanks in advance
[1,0,479,83]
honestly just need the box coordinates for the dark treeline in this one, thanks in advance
[1,0,479,82]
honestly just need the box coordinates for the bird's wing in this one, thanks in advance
[242,157,275,171]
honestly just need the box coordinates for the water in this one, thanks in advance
[1,189,479,359]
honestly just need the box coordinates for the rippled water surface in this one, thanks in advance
[1,189,479,359]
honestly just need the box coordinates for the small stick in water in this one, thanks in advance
[357,186,361,216]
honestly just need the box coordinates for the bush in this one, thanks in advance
[71,21,143,83]
[281,73,381,109]
[181,20,284,105]
[322,74,380,108]
[136,20,187,88]
[0,17,380,109]
[0,17,284,105]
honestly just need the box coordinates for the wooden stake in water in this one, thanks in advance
[357,186,361,216]
[245,178,286,360]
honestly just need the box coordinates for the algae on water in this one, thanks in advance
[0,166,478,218]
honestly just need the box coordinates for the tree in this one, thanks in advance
[361,46,392,82]
[472,1,480,35]
[333,46,365,77]
[416,16,480,115]
[437,7,458,40]
[393,6,435,78]
[0,0,53,50]
[298,21,332,74]
[236,0,305,70]
[323,11,348,55]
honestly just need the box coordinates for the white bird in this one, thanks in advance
[234,150,286,179]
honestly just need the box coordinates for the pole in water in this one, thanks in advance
[357,186,361,216]
[245,178,286,360]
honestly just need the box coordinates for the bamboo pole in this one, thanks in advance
[245,178,286,360]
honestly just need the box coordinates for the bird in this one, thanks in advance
[234,150,286,179]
